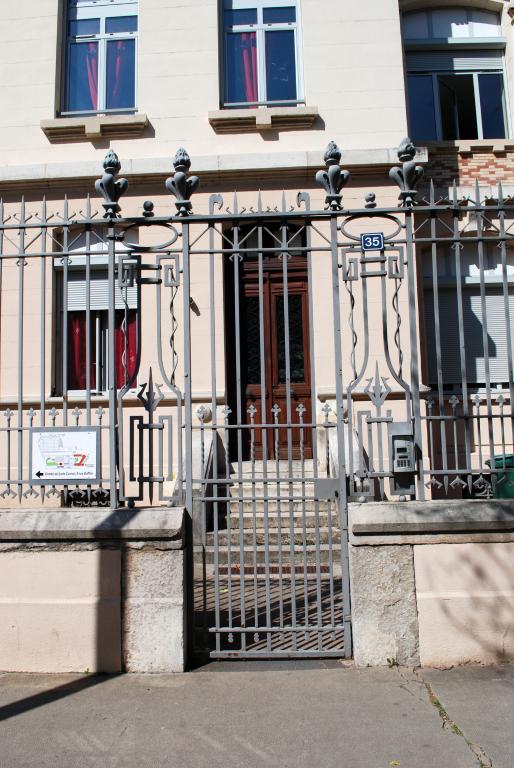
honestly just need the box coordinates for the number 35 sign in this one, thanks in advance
[361,233,385,252]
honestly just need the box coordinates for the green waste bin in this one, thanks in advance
[486,454,514,499]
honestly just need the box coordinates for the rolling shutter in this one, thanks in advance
[65,269,138,310]
[424,287,514,385]
[406,51,504,72]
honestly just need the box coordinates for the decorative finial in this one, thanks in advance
[165,147,199,216]
[95,150,128,218]
[315,141,350,210]
[389,137,424,207]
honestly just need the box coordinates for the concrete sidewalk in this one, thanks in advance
[0,662,512,768]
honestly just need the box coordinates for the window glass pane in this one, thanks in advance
[402,12,429,39]
[105,16,138,33]
[407,75,437,141]
[68,311,96,390]
[226,32,258,104]
[276,294,305,384]
[69,18,100,36]
[265,30,296,102]
[224,9,257,26]
[106,39,136,109]
[479,73,506,139]
[471,10,499,37]
[432,9,469,38]
[263,7,296,24]
[67,42,98,111]
[439,74,477,140]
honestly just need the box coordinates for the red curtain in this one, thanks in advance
[241,32,257,103]
[114,310,137,389]
[85,42,98,109]
[68,312,96,390]
[109,40,126,106]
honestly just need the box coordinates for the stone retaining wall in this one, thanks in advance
[0,508,186,674]
[349,500,514,668]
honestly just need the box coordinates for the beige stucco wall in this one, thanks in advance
[0,0,409,173]
[415,541,514,666]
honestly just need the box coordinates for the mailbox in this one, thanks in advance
[388,422,416,496]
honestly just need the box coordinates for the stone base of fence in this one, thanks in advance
[349,500,514,668]
[0,507,186,674]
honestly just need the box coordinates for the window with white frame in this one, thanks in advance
[403,7,508,141]
[222,0,302,107]
[64,0,138,115]
[54,236,138,395]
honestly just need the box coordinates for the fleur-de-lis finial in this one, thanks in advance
[95,149,128,218]
[315,141,350,210]
[165,148,200,216]
[389,138,424,207]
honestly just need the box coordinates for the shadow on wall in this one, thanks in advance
[416,539,514,666]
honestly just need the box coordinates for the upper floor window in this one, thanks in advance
[64,0,138,115]
[402,8,508,141]
[222,0,302,107]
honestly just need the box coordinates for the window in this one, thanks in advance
[422,243,514,388]
[55,238,138,395]
[403,8,508,141]
[64,0,138,115]
[222,0,302,107]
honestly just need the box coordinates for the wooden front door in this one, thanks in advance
[226,244,313,460]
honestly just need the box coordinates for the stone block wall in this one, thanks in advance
[0,509,187,674]
[349,501,514,668]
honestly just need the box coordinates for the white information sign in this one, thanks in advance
[30,427,101,484]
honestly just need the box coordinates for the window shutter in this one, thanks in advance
[406,51,504,72]
[66,269,137,310]
[424,287,514,386]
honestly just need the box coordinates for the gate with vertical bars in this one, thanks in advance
[0,138,513,659]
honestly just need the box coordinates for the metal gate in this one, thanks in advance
[1,138,513,660]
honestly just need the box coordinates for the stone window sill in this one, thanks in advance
[208,106,319,133]
[41,113,149,142]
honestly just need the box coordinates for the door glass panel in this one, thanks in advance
[276,294,305,384]
[265,30,297,102]
[106,38,136,109]
[479,73,506,139]
[242,295,261,385]
[67,41,98,111]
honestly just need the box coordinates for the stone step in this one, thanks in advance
[228,482,319,499]
[196,544,341,566]
[206,527,341,547]
[226,499,335,515]
[229,460,317,478]
[225,510,334,529]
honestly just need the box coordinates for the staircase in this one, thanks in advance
[202,461,342,572]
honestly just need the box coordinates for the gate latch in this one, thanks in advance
[314,478,340,501]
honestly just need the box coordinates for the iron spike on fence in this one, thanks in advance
[165,147,199,216]
[389,137,424,207]
[95,149,128,218]
[315,140,350,210]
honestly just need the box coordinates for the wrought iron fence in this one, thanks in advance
[0,139,512,510]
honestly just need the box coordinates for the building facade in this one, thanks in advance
[0,0,513,671]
